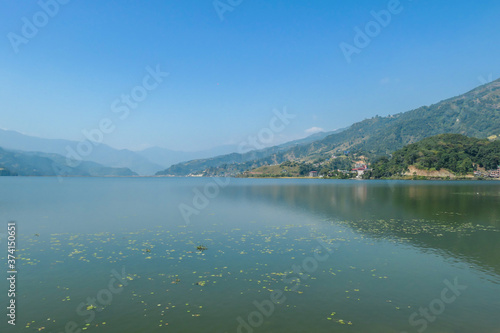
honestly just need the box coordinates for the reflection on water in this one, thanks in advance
[221,180,500,226]
[0,178,499,333]
[219,180,500,276]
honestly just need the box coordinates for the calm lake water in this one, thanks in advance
[1,177,499,333]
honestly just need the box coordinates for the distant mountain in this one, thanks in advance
[156,129,344,176]
[0,129,163,175]
[138,133,343,169]
[135,144,238,168]
[157,78,500,176]
[0,146,137,177]
[0,129,251,175]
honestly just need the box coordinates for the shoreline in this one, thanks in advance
[237,176,500,181]
[1,175,499,181]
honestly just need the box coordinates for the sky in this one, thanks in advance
[0,0,499,152]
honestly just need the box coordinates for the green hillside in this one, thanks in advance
[156,129,344,176]
[367,134,500,178]
[157,78,500,176]
[287,78,500,158]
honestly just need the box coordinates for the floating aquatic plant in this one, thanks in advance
[196,245,208,252]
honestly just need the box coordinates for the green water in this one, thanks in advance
[1,177,499,332]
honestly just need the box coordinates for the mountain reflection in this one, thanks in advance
[221,180,500,277]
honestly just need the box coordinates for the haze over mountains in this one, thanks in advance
[2,78,499,177]
[0,129,160,175]
[135,145,239,169]
[156,129,343,176]
[0,126,335,176]
[0,128,335,176]
[0,129,241,175]
[0,147,137,177]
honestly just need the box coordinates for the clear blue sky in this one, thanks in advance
[0,0,499,151]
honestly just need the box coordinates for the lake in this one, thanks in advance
[1,177,499,333]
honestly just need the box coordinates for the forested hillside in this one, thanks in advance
[157,78,500,176]
[368,134,500,178]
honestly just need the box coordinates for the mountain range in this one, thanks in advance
[0,129,163,175]
[0,127,337,177]
[0,129,242,175]
[2,78,499,177]
[156,129,343,176]
[157,78,500,176]
[0,147,137,177]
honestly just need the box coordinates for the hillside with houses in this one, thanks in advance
[158,78,500,177]
[238,134,500,180]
